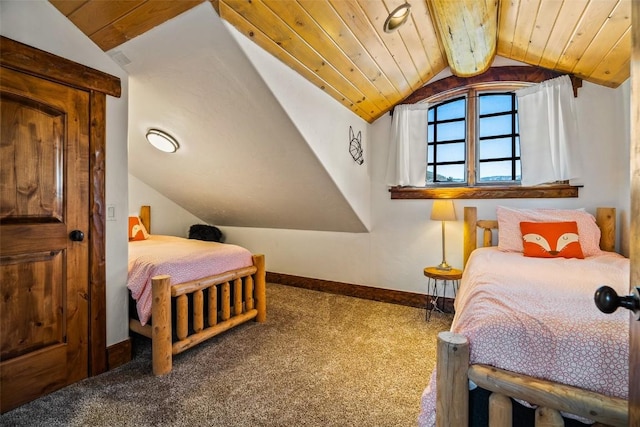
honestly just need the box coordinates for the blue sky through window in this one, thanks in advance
[428,92,519,183]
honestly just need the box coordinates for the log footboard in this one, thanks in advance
[129,254,266,375]
[435,332,629,427]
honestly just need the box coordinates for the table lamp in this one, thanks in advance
[430,200,456,270]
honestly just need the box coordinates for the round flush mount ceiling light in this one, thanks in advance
[384,3,411,33]
[146,128,179,153]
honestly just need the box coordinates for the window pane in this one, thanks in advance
[478,137,513,160]
[479,114,512,138]
[436,120,465,141]
[428,124,434,142]
[428,108,434,122]
[515,136,520,156]
[515,159,521,181]
[427,145,434,162]
[435,142,465,163]
[435,98,465,121]
[427,165,434,183]
[435,164,465,183]
[479,94,512,115]
[478,160,515,182]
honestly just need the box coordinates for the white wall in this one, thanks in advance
[0,1,130,346]
[575,80,631,255]
[129,174,205,237]
[227,23,372,229]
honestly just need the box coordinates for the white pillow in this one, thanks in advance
[496,206,603,257]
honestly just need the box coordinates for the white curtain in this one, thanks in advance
[385,103,430,186]
[516,75,582,186]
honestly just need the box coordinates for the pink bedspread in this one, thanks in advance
[128,235,254,325]
[419,247,629,426]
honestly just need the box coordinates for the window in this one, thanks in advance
[390,67,581,199]
[426,85,523,187]
[428,97,466,184]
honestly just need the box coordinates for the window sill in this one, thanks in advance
[389,184,580,199]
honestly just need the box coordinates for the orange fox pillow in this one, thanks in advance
[519,221,584,259]
[128,216,149,241]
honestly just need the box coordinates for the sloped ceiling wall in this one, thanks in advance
[120,2,368,232]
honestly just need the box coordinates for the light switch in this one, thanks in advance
[107,204,117,221]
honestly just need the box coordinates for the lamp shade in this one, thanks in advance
[430,200,456,221]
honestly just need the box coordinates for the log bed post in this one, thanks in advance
[151,275,172,376]
[436,332,469,427]
[139,205,151,233]
[254,254,267,323]
[595,207,616,252]
[535,407,564,427]
[463,207,477,267]
[489,393,512,426]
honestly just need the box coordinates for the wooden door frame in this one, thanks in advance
[0,36,121,376]
[630,1,639,424]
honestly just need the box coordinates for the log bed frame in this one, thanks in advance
[128,206,266,376]
[436,206,628,427]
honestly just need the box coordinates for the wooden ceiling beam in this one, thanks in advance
[426,0,498,77]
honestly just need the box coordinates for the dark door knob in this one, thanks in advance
[69,230,84,242]
[594,285,640,320]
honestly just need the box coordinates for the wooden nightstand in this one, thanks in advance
[423,267,463,321]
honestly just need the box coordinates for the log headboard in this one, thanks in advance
[139,205,151,234]
[463,206,617,266]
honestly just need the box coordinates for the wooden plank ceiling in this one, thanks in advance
[50,0,631,123]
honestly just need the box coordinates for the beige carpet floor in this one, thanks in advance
[0,283,452,427]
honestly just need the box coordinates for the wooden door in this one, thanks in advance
[630,2,639,425]
[0,67,90,412]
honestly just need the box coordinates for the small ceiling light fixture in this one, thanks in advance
[146,128,180,153]
[384,2,411,33]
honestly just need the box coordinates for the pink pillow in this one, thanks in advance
[496,206,602,257]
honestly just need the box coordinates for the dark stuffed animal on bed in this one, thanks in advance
[188,224,224,243]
